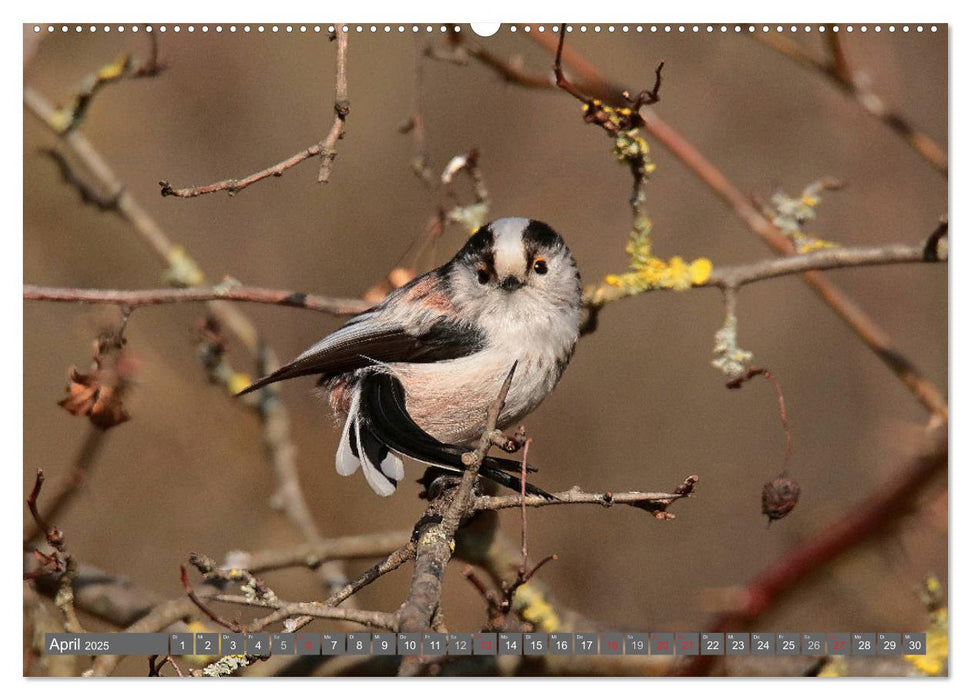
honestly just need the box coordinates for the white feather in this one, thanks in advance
[335,390,361,476]
[491,217,530,278]
[354,418,396,497]
[380,451,405,482]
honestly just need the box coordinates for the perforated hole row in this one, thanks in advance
[31,24,940,35]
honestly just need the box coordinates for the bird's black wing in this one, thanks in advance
[237,272,483,396]
[358,371,553,498]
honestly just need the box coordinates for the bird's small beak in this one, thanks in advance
[500,276,524,292]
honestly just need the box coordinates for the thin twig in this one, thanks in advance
[256,345,356,597]
[401,35,433,183]
[225,529,411,574]
[30,561,164,628]
[319,26,350,183]
[646,108,949,418]
[158,144,331,198]
[157,25,349,196]
[27,470,52,539]
[267,541,417,634]
[88,596,205,676]
[24,428,108,544]
[23,283,369,317]
[474,477,698,518]
[727,368,792,469]
[207,594,397,631]
[180,565,243,633]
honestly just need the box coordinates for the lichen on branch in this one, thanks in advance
[770,178,843,254]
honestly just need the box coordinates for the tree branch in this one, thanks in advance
[158,143,331,198]
[679,424,947,676]
[26,78,355,604]
[22,283,370,316]
[206,594,397,631]
[496,31,948,421]
[396,364,518,675]
[226,529,411,574]
[157,25,349,197]
[473,477,698,518]
[26,236,945,316]
[753,28,947,175]
[319,25,349,183]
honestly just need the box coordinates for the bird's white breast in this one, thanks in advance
[388,286,579,444]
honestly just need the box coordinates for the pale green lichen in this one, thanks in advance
[200,654,251,677]
[771,181,840,254]
[593,121,712,298]
[711,311,754,378]
[164,246,205,287]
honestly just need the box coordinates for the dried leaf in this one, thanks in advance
[58,366,130,429]
[57,331,138,429]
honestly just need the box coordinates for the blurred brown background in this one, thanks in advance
[23,24,947,675]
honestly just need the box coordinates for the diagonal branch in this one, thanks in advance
[753,28,947,175]
[159,143,332,198]
[679,424,947,676]
[396,363,518,662]
[522,30,948,420]
[207,594,397,631]
[26,80,353,598]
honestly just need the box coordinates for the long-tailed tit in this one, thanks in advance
[240,218,582,497]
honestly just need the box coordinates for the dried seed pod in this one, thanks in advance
[762,473,801,524]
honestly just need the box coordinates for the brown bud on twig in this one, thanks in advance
[762,473,801,524]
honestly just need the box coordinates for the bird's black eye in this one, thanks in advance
[532,258,549,275]
[476,268,490,285]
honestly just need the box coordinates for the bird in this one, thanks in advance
[239,217,582,498]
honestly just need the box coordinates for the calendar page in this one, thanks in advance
[21,14,949,683]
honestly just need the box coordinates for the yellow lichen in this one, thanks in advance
[97,53,132,81]
[817,657,848,677]
[50,54,132,133]
[772,183,840,254]
[183,620,218,665]
[593,116,713,298]
[795,236,839,254]
[690,258,713,285]
[226,373,252,396]
[906,608,948,676]
[513,582,561,633]
[604,254,713,294]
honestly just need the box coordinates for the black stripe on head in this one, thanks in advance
[454,223,495,266]
[522,220,563,254]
